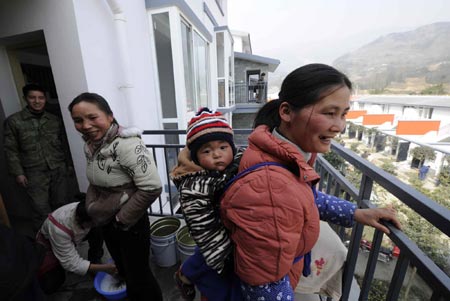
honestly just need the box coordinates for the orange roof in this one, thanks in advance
[346,110,367,119]
[362,114,395,125]
[396,120,440,135]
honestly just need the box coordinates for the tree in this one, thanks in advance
[410,146,436,161]
[345,167,362,190]
[437,166,450,187]
[347,122,357,139]
[323,151,346,172]
[402,209,450,270]
[364,128,377,147]
[444,155,450,165]
[410,146,436,168]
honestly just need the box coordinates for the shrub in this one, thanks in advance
[381,161,397,176]
[350,142,360,152]
[438,166,450,187]
[410,146,436,162]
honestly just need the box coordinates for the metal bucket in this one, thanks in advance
[150,217,181,267]
[176,226,196,263]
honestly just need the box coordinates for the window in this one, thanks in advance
[193,31,209,109]
[181,21,195,112]
[153,13,177,118]
[180,21,210,112]
[216,32,224,78]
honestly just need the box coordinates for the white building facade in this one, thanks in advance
[0,0,233,190]
[0,0,234,218]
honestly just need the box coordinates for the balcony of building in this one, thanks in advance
[233,82,267,114]
[143,129,449,301]
[43,129,450,300]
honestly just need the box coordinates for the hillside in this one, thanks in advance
[333,22,450,94]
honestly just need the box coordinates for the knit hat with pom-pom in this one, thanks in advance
[186,107,236,164]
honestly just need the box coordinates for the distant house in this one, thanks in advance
[348,94,450,173]
[351,95,450,142]
[230,30,280,136]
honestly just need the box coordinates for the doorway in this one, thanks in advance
[0,30,78,236]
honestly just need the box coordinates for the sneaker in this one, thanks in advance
[174,269,196,300]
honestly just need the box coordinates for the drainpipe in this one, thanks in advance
[106,0,133,89]
[105,0,136,126]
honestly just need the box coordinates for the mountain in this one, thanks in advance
[333,22,450,94]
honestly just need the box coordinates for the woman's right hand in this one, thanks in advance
[103,263,118,275]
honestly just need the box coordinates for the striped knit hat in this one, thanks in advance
[186,107,235,164]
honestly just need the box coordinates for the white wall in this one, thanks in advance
[0,0,164,191]
[387,105,403,117]
[233,35,244,52]
[147,0,231,127]
[0,47,21,115]
[433,108,450,126]
[0,0,91,188]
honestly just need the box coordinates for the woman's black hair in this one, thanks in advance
[253,63,352,130]
[74,193,92,228]
[68,92,118,124]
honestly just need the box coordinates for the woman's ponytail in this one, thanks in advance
[253,99,282,131]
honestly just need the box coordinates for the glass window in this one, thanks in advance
[180,22,210,112]
[218,79,225,107]
[181,21,195,112]
[153,13,177,118]
[216,32,224,78]
[193,32,209,108]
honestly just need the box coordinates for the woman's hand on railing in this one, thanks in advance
[354,206,402,234]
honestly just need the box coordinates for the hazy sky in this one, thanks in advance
[228,0,450,83]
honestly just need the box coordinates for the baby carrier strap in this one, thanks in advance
[223,162,290,192]
[48,214,75,240]
[222,161,312,277]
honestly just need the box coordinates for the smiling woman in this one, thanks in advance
[67,93,164,300]
[221,63,401,300]
[69,93,115,142]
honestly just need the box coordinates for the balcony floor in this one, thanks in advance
[45,239,346,301]
[11,216,362,300]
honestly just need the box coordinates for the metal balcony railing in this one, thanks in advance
[143,129,450,300]
[234,82,267,104]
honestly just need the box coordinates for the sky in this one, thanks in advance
[228,0,450,90]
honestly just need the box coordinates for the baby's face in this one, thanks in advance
[196,140,234,171]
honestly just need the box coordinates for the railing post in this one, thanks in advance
[359,229,384,300]
[386,252,409,301]
[342,174,373,301]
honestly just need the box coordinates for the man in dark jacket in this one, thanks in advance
[3,84,71,234]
